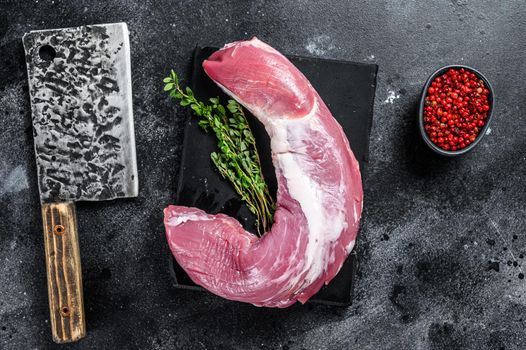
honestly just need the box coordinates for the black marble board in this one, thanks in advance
[170,47,378,306]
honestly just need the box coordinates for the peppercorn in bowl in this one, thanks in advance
[418,65,494,156]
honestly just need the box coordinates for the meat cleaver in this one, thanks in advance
[23,23,137,343]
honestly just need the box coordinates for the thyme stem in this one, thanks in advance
[163,70,275,236]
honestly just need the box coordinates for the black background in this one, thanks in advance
[0,1,525,349]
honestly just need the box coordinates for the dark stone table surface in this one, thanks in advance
[0,1,524,349]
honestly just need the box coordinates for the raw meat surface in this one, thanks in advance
[165,37,363,307]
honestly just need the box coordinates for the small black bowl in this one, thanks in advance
[418,65,494,157]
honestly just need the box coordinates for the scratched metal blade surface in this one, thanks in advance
[23,23,138,203]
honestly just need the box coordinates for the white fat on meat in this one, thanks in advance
[265,109,348,288]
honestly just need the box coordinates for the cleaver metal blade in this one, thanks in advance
[24,22,137,202]
[23,22,137,343]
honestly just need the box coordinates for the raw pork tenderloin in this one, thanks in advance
[165,38,362,307]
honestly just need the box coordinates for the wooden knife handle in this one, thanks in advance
[41,202,86,343]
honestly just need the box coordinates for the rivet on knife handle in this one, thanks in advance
[41,202,86,343]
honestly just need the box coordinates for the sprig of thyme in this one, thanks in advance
[163,70,275,236]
